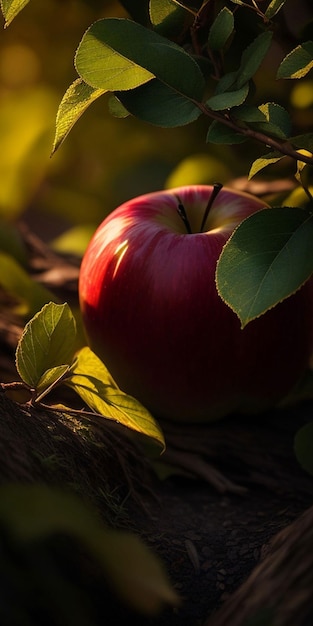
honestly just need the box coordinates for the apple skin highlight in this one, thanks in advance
[79,185,313,422]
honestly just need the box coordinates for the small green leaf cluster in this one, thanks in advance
[12,302,165,451]
[46,0,313,175]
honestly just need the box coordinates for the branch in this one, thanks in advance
[195,102,313,166]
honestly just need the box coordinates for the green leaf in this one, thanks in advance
[234,105,267,123]
[236,31,273,88]
[206,82,249,111]
[75,18,205,100]
[66,347,165,450]
[214,70,238,94]
[0,252,55,319]
[108,94,130,118]
[209,33,272,102]
[248,152,284,179]
[295,149,313,185]
[116,78,202,127]
[149,0,188,38]
[35,365,71,402]
[290,132,313,151]
[294,421,313,477]
[216,207,313,327]
[75,20,153,91]
[206,120,247,144]
[52,79,106,154]
[265,0,286,19]
[0,0,29,26]
[277,41,313,79]
[252,102,291,139]
[208,7,234,51]
[16,302,77,388]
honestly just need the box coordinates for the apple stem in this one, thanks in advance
[176,196,192,234]
[200,182,223,232]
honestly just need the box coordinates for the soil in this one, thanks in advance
[0,225,313,626]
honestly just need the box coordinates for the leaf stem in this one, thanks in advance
[0,381,29,392]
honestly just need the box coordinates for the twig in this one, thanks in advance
[195,102,313,165]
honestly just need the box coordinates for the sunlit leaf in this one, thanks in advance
[108,94,130,118]
[206,82,249,111]
[52,78,106,154]
[0,0,29,26]
[116,78,202,127]
[248,152,284,179]
[0,252,54,318]
[216,207,313,327]
[206,120,247,144]
[235,31,273,88]
[149,0,188,38]
[208,7,234,51]
[75,21,153,91]
[248,134,313,179]
[66,347,165,450]
[35,365,71,402]
[295,149,313,185]
[277,41,313,79]
[75,18,205,99]
[265,0,286,19]
[16,302,77,388]
[294,421,313,477]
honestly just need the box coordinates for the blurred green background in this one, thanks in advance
[1,0,313,257]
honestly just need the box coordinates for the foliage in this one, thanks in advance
[1,1,313,470]
[216,206,313,326]
[4,302,165,451]
[53,0,313,324]
[3,0,313,322]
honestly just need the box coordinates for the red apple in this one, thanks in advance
[79,185,313,422]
